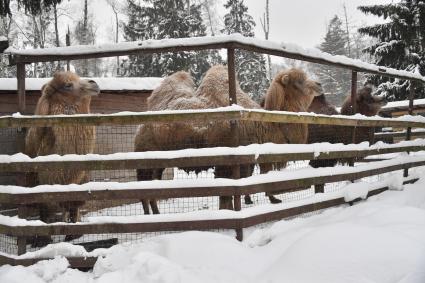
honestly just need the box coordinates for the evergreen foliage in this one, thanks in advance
[222,0,268,102]
[123,0,221,81]
[1,0,62,16]
[313,15,351,98]
[358,0,425,101]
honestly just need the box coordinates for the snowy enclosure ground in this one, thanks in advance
[1,173,425,283]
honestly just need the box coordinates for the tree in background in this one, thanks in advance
[0,12,15,77]
[123,0,221,81]
[358,0,425,101]
[1,0,62,16]
[222,0,269,102]
[312,15,351,102]
[72,0,101,76]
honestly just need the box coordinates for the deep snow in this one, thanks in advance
[1,176,425,283]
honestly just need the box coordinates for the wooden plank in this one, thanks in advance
[1,144,424,173]
[0,179,417,267]
[1,158,424,205]
[17,63,26,114]
[1,178,418,238]
[0,110,242,128]
[8,38,425,83]
[375,131,425,139]
[404,82,415,177]
[2,109,425,129]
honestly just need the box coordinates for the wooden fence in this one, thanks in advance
[1,34,425,268]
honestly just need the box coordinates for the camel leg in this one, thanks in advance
[31,204,55,247]
[64,201,84,242]
[314,184,325,193]
[260,163,282,204]
[215,166,234,210]
[244,195,253,204]
[141,199,151,215]
[138,168,162,215]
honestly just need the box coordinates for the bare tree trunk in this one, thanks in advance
[260,0,271,79]
[53,4,61,70]
[343,3,351,57]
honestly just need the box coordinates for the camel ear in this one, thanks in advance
[41,83,55,97]
[281,74,290,87]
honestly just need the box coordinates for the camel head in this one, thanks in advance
[355,85,387,116]
[265,68,323,112]
[41,71,100,105]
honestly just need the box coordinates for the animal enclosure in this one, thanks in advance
[1,35,425,268]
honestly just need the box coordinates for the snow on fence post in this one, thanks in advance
[227,46,243,241]
[404,81,415,177]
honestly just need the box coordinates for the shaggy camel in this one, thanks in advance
[135,66,322,212]
[134,71,209,214]
[25,71,99,244]
[196,67,323,205]
[308,85,387,192]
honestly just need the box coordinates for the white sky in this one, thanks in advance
[60,0,395,48]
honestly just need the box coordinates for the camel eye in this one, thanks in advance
[63,83,73,90]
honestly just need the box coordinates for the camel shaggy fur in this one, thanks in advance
[25,71,99,243]
[198,67,322,205]
[307,86,387,192]
[134,71,208,214]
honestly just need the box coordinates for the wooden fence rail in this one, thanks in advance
[1,109,425,128]
[1,142,424,173]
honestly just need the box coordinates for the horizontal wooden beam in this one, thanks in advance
[1,109,425,129]
[0,110,242,128]
[0,179,416,238]
[0,178,417,266]
[1,158,424,204]
[1,144,424,173]
[0,254,97,268]
[7,36,425,83]
[375,131,425,139]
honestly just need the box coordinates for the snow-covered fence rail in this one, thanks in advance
[2,108,425,128]
[5,34,425,83]
[1,139,425,173]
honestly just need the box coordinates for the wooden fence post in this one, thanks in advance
[17,205,28,255]
[404,81,415,177]
[227,47,243,241]
[17,63,26,114]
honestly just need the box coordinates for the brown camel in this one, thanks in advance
[134,71,209,214]
[25,71,99,245]
[308,85,387,192]
[196,67,322,205]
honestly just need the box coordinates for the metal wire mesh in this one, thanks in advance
[0,118,417,255]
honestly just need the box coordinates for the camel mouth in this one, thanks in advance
[80,79,100,96]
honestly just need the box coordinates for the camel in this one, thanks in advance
[135,66,322,212]
[308,85,387,192]
[198,66,323,206]
[134,71,208,214]
[25,71,99,245]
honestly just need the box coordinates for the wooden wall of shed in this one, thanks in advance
[0,90,152,185]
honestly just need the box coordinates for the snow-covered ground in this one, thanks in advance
[2,173,425,282]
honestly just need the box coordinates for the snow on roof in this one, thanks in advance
[0,77,162,91]
[5,34,425,83]
[382,98,425,110]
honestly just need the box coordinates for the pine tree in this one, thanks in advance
[313,15,351,99]
[358,0,425,101]
[72,0,100,77]
[222,0,269,102]
[123,0,221,81]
